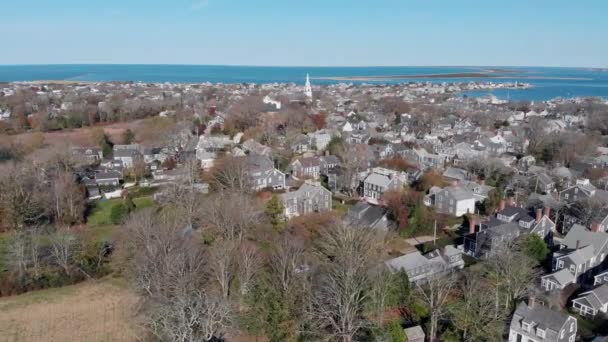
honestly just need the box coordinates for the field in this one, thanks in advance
[0,278,141,342]
[87,194,155,227]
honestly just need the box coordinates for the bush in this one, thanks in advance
[386,320,406,342]
[110,203,129,224]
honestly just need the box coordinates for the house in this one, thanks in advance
[244,153,285,191]
[195,134,232,169]
[345,202,392,231]
[319,155,340,176]
[71,147,103,164]
[95,170,122,187]
[385,245,465,284]
[541,224,608,291]
[508,300,577,342]
[571,283,608,317]
[424,186,476,217]
[559,179,608,205]
[112,145,143,168]
[465,205,555,258]
[287,157,321,179]
[242,139,272,157]
[280,180,332,218]
[401,147,446,170]
[363,169,403,204]
[308,130,333,151]
[442,167,468,183]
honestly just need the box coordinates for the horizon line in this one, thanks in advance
[0,63,603,69]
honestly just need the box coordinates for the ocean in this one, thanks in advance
[1,65,608,101]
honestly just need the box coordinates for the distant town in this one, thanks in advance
[2,74,608,341]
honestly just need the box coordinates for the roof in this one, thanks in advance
[562,224,608,254]
[574,284,608,310]
[441,186,475,201]
[346,202,388,229]
[403,326,425,341]
[542,268,575,287]
[365,172,392,188]
[512,301,571,332]
[442,167,468,181]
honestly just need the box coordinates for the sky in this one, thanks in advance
[2,0,607,67]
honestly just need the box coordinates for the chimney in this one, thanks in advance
[508,196,515,207]
[528,297,535,308]
[543,207,550,218]
[536,208,542,223]
[469,217,476,234]
[591,223,601,233]
[499,199,506,211]
[576,240,580,250]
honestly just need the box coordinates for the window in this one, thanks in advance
[558,260,564,268]
[569,335,575,342]
[570,264,576,273]
[522,322,530,332]
[560,330,565,339]
[537,329,546,338]
[570,323,574,332]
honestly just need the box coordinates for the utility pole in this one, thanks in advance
[433,220,437,246]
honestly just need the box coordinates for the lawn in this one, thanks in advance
[0,233,10,274]
[87,195,154,227]
[332,199,352,217]
[0,278,140,342]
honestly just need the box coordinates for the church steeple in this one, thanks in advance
[304,73,313,99]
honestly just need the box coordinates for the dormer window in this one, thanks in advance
[537,328,546,338]
[522,322,531,332]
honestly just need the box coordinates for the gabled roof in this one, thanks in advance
[574,284,608,310]
[512,301,571,332]
[562,224,608,254]
[542,268,575,287]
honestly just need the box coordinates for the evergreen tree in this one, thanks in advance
[124,193,136,212]
[122,128,135,144]
[265,195,286,232]
[522,234,549,264]
[110,203,128,224]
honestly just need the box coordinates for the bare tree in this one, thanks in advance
[449,271,505,341]
[209,240,237,299]
[200,192,262,241]
[308,224,384,342]
[146,291,233,342]
[211,156,252,194]
[125,210,235,341]
[236,242,260,300]
[48,230,79,277]
[485,242,539,317]
[415,272,457,341]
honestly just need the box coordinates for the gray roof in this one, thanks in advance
[542,268,575,287]
[442,167,468,181]
[442,186,475,201]
[574,284,608,310]
[346,202,389,230]
[365,172,392,188]
[562,224,608,254]
[512,301,571,332]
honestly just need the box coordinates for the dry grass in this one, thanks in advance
[0,278,141,342]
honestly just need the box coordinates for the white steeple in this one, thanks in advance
[304,73,313,99]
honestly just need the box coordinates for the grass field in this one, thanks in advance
[87,194,154,227]
[0,278,141,342]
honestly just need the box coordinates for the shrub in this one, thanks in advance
[110,203,129,224]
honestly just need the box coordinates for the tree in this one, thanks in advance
[521,234,549,265]
[200,192,262,241]
[122,128,135,144]
[449,271,505,341]
[308,224,384,341]
[485,242,539,317]
[265,195,286,232]
[48,230,80,277]
[125,210,234,341]
[416,273,457,341]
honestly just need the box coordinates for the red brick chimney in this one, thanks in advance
[469,217,476,234]
[536,208,542,223]
[543,207,550,218]
[499,199,506,211]
[591,223,601,233]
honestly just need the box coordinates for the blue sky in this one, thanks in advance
[2,0,607,67]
